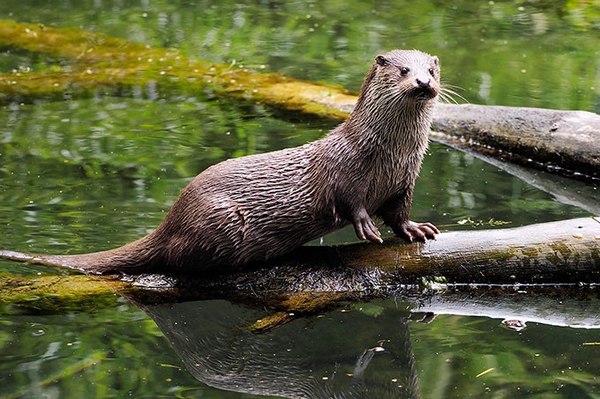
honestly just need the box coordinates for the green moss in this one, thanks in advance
[0,273,121,313]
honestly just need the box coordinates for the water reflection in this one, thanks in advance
[130,298,419,398]
[121,288,600,398]
[442,145,600,216]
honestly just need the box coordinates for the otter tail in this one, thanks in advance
[0,236,162,275]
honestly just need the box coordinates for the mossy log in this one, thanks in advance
[1,20,599,181]
[0,19,355,119]
[2,217,599,314]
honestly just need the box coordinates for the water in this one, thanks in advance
[0,1,599,397]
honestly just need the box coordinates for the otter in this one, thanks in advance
[0,49,440,275]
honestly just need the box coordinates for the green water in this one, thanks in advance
[1,1,599,398]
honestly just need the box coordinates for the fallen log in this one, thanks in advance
[1,20,599,181]
[2,217,599,312]
[431,104,600,182]
[159,216,600,296]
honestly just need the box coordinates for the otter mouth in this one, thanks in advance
[411,87,438,101]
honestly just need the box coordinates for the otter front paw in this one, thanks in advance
[398,221,439,242]
[352,209,383,244]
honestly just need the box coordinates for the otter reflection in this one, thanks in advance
[131,298,420,398]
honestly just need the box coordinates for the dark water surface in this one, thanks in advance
[1,1,599,398]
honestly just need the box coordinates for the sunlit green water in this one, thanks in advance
[2,0,598,112]
[0,1,599,398]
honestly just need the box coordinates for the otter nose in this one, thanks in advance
[416,78,431,88]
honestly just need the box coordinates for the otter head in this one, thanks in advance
[371,49,440,103]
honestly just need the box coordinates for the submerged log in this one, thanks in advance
[1,20,598,181]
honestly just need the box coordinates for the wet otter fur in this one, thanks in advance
[0,49,440,275]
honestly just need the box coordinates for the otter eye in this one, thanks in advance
[400,67,410,76]
[428,68,435,77]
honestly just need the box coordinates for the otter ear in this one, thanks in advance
[432,56,439,66]
[376,55,388,66]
